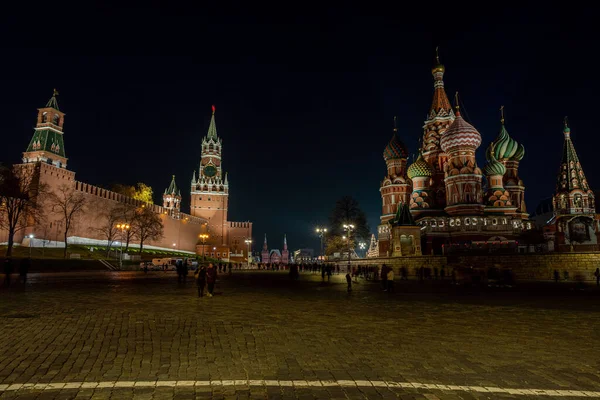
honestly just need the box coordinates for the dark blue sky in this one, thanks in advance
[1,4,597,252]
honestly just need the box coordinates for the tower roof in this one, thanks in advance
[45,89,60,111]
[556,118,590,193]
[207,105,218,140]
[383,117,408,161]
[407,151,435,179]
[440,100,482,153]
[165,175,180,196]
[491,107,524,161]
[392,201,415,226]
[428,48,453,119]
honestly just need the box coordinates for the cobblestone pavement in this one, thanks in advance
[1,270,599,399]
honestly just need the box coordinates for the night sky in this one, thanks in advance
[1,4,597,252]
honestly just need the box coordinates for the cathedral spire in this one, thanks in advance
[429,48,453,119]
[207,105,218,140]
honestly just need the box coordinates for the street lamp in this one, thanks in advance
[244,239,252,268]
[359,241,366,258]
[28,234,34,258]
[199,234,209,260]
[116,223,130,269]
[315,227,327,263]
[343,224,355,273]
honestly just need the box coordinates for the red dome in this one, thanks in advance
[440,113,481,153]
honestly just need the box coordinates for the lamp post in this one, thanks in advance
[116,223,130,269]
[343,224,354,273]
[315,227,327,263]
[244,239,252,268]
[28,234,34,258]
[199,234,209,260]
[359,241,366,258]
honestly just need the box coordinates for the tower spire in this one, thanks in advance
[500,105,505,125]
[429,47,452,118]
[207,105,218,140]
[46,88,59,110]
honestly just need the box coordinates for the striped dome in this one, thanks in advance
[407,153,435,179]
[383,133,408,161]
[483,142,506,176]
[440,112,482,153]
[492,124,524,161]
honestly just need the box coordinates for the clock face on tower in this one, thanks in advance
[203,165,217,177]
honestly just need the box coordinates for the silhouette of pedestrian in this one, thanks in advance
[182,258,189,283]
[346,271,352,292]
[176,259,183,283]
[381,264,388,290]
[3,258,13,287]
[554,269,560,283]
[594,268,600,287]
[206,263,216,297]
[19,257,30,284]
[195,264,206,297]
[386,268,394,292]
[327,265,332,281]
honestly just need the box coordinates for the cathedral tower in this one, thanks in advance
[553,119,595,215]
[492,108,527,218]
[407,150,436,218]
[190,106,229,246]
[163,175,181,213]
[380,117,411,224]
[421,49,455,209]
[22,89,68,168]
[261,234,269,263]
[440,99,484,215]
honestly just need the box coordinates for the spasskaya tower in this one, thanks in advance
[190,106,230,246]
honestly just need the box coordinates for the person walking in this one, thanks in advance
[228,263,232,275]
[327,265,332,282]
[3,257,13,287]
[554,269,560,283]
[595,268,600,287]
[346,271,352,292]
[195,264,207,297]
[206,263,216,297]
[176,259,183,283]
[321,266,326,282]
[381,264,388,291]
[19,257,30,284]
[182,258,189,283]
[386,268,394,292]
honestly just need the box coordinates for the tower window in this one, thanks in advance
[53,114,60,125]
[42,112,48,123]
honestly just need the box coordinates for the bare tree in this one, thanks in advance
[0,164,45,257]
[113,203,139,252]
[133,206,163,253]
[48,184,87,258]
[92,202,120,257]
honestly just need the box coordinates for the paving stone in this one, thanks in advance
[0,271,599,399]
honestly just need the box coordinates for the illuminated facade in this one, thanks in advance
[378,55,532,255]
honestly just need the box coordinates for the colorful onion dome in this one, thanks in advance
[440,107,482,153]
[483,142,506,176]
[492,123,524,162]
[407,152,435,179]
[383,120,408,161]
[383,133,408,161]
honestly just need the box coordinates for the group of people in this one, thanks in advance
[193,263,218,297]
[2,257,30,287]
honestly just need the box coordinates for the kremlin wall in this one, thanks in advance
[2,93,252,260]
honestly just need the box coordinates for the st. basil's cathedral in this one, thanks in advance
[376,53,600,256]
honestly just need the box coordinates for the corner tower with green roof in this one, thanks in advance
[22,89,68,168]
[163,175,181,213]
